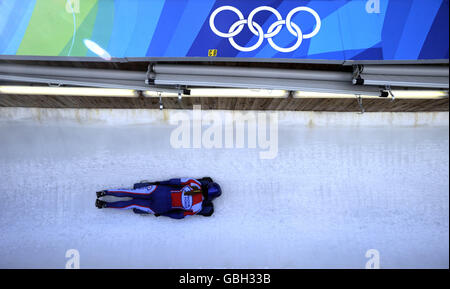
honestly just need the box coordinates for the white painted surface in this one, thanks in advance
[0,108,448,268]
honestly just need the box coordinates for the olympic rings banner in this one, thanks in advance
[0,0,448,62]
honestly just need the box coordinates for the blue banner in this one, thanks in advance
[0,0,448,61]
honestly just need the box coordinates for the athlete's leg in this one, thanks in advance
[104,198,155,214]
[103,185,157,198]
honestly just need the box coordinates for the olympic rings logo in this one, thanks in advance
[209,6,321,53]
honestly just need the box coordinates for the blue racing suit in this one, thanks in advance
[103,178,205,219]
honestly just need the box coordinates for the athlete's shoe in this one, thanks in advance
[96,190,106,198]
[95,199,107,209]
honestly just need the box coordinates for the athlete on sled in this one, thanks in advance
[95,177,221,219]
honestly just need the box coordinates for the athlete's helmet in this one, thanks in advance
[207,182,222,200]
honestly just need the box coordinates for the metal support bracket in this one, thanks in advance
[176,85,182,102]
[352,64,363,79]
[158,92,163,110]
[352,65,364,85]
[47,82,62,87]
[385,85,395,102]
[356,94,365,114]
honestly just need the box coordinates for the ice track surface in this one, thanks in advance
[0,108,448,268]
